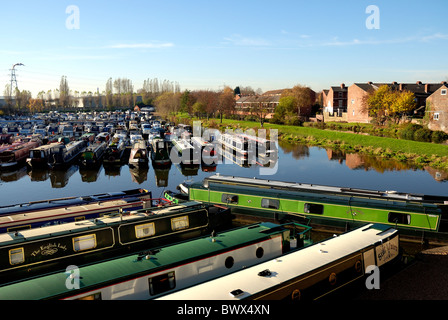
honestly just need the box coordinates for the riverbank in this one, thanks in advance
[177,117,448,171]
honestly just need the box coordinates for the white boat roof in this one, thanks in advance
[203,174,425,201]
[0,201,204,246]
[158,224,398,300]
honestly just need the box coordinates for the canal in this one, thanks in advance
[1,141,446,207]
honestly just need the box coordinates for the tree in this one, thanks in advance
[217,86,235,122]
[105,78,113,109]
[59,76,70,109]
[363,85,417,124]
[272,96,301,125]
[282,84,315,118]
[180,90,195,114]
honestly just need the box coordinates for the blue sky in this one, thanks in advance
[1,0,447,97]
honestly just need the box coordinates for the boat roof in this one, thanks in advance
[201,174,448,203]
[158,223,399,300]
[0,221,287,299]
[0,201,205,246]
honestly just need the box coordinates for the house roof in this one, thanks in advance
[353,82,448,95]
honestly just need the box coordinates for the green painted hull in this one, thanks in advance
[188,176,448,241]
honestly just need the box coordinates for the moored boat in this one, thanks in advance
[48,140,87,169]
[0,200,233,284]
[26,142,63,168]
[150,137,171,166]
[171,138,200,166]
[103,133,128,165]
[158,223,400,301]
[0,138,41,169]
[128,140,149,168]
[79,140,107,168]
[187,174,448,243]
[0,220,312,299]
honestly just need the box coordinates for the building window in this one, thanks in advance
[434,113,440,121]
[352,109,355,116]
[351,99,355,105]
[442,89,447,95]
[9,248,25,265]
[73,234,97,252]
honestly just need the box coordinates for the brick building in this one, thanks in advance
[323,83,348,119]
[426,84,448,133]
[323,81,446,124]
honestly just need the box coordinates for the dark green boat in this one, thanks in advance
[186,174,448,243]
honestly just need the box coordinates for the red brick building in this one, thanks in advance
[323,81,447,124]
[426,84,448,133]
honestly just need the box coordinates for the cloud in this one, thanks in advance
[107,42,174,49]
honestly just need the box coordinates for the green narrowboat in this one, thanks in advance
[187,174,448,243]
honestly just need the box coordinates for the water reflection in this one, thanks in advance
[1,141,447,207]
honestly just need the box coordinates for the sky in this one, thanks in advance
[0,0,447,97]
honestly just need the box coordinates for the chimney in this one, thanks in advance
[340,83,345,89]
[425,83,430,93]
[399,83,403,91]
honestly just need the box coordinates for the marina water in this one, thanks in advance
[1,141,446,207]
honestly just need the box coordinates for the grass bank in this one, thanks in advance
[176,117,448,170]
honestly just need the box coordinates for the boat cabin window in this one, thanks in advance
[149,271,176,296]
[9,248,25,265]
[135,223,156,238]
[73,234,97,252]
[261,198,280,210]
[77,292,102,300]
[388,212,411,225]
[304,203,324,215]
[7,225,31,233]
[171,216,189,231]
[221,194,239,204]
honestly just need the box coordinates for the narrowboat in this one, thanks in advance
[79,140,107,168]
[48,140,87,169]
[187,174,448,243]
[237,132,278,166]
[0,221,312,300]
[26,142,63,168]
[158,223,399,301]
[129,140,149,168]
[103,133,128,165]
[171,138,200,166]
[0,188,153,219]
[150,137,171,167]
[191,136,218,167]
[0,134,14,145]
[218,133,248,167]
[0,138,42,169]
[0,201,233,284]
